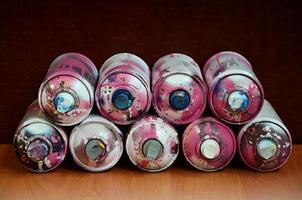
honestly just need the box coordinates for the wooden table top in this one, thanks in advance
[0,144,301,200]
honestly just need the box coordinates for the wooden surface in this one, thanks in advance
[1,0,302,144]
[0,144,301,200]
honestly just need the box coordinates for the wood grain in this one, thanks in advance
[0,144,301,200]
[1,0,302,143]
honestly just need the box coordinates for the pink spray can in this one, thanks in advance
[69,114,123,172]
[95,53,152,125]
[38,53,98,126]
[152,53,208,125]
[13,100,68,172]
[203,51,264,125]
[237,100,292,172]
[182,117,236,171]
[126,115,179,172]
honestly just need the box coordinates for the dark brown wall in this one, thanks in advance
[1,0,301,144]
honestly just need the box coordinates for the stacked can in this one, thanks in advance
[38,53,98,126]
[12,51,293,173]
[69,115,123,172]
[126,115,179,172]
[182,117,236,171]
[237,100,292,171]
[152,53,207,125]
[95,53,152,125]
[203,51,264,124]
[13,100,68,172]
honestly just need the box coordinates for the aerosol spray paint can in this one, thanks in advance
[69,114,123,172]
[182,117,236,171]
[237,100,292,171]
[95,53,152,125]
[152,53,207,125]
[38,53,98,126]
[203,51,264,125]
[69,115,123,172]
[126,115,179,172]
[13,100,68,172]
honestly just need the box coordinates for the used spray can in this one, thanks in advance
[95,53,152,125]
[237,100,292,171]
[152,53,207,125]
[69,114,123,172]
[38,53,98,126]
[182,117,236,171]
[126,115,179,172]
[203,51,264,125]
[13,100,68,172]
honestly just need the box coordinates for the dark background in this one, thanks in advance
[1,0,301,144]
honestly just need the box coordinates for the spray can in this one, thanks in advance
[126,115,179,172]
[95,53,151,125]
[152,53,207,125]
[13,100,68,172]
[203,51,264,124]
[237,100,292,171]
[69,114,123,172]
[38,53,98,126]
[182,117,236,171]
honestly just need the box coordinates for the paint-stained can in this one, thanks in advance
[182,117,236,171]
[152,53,207,125]
[95,53,151,125]
[38,53,98,126]
[126,115,179,172]
[13,100,68,172]
[237,100,292,171]
[203,51,264,125]
[69,114,123,172]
